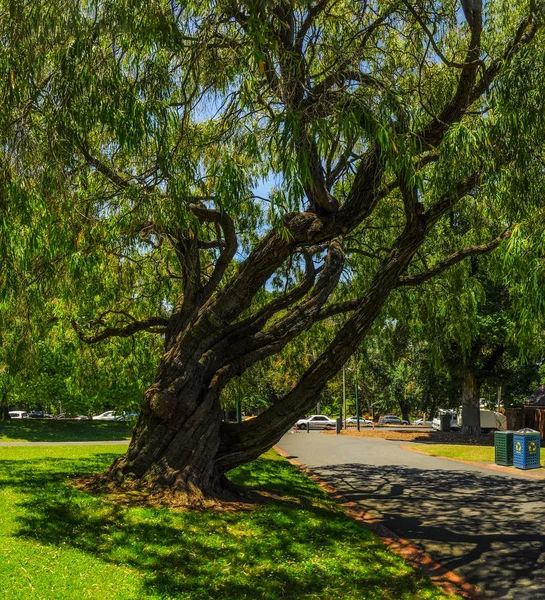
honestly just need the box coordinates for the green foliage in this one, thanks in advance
[0,302,160,414]
[1,0,545,431]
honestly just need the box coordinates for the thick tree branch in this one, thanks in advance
[315,298,359,320]
[294,0,331,53]
[397,229,512,287]
[191,206,238,302]
[77,141,131,189]
[164,205,238,347]
[424,171,481,226]
[399,168,422,223]
[469,10,538,103]
[211,240,345,372]
[72,316,169,344]
[217,250,317,342]
[419,4,538,149]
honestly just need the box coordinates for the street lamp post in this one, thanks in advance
[355,362,360,431]
[342,365,346,429]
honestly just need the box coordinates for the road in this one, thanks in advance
[277,431,545,600]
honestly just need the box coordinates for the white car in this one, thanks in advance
[296,415,336,430]
[412,419,433,426]
[8,411,28,419]
[346,416,373,425]
[92,411,118,421]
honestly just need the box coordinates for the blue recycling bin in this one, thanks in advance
[513,429,541,470]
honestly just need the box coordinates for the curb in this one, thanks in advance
[274,445,482,600]
[400,444,545,480]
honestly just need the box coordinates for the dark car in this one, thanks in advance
[116,413,139,422]
[378,415,409,425]
[28,410,44,419]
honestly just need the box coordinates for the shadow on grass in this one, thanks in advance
[329,429,496,446]
[0,419,133,442]
[411,432,495,446]
[0,451,446,600]
[314,461,545,599]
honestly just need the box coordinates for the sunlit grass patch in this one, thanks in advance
[412,443,545,465]
[0,445,460,599]
[0,419,132,442]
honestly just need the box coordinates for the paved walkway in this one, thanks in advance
[278,432,545,600]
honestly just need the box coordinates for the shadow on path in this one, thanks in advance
[313,462,545,599]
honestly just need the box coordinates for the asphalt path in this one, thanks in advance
[277,431,545,600]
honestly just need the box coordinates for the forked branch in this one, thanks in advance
[72,315,169,344]
[397,229,512,286]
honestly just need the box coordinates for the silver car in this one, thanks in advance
[346,416,373,425]
[296,415,336,430]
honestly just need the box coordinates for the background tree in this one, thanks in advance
[2,0,545,504]
[383,253,545,432]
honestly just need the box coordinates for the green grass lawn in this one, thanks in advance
[0,445,458,600]
[0,419,133,442]
[414,443,545,465]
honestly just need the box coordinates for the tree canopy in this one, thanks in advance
[2,0,545,503]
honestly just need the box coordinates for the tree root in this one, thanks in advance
[72,470,279,511]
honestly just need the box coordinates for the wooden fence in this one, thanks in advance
[506,408,545,440]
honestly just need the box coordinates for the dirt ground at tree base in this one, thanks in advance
[321,428,495,446]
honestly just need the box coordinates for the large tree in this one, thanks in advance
[3,1,545,503]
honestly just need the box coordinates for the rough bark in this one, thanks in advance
[398,400,411,424]
[0,392,9,420]
[461,370,481,435]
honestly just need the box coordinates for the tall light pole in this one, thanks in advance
[355,361,360,431]
[342,365,346,428]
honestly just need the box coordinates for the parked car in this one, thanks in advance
[346,416,373,425]
[92,411,119,421]
[8,411,28,419]
[28,410,44,419]
[55,413,91,420]
[296,415,336,430]
[412,418,433,426]
[378,415,409,425]
[116,413,139,422]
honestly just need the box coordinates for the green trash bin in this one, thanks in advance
[494,431,514,466]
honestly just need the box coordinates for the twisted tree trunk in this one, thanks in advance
[461,370,481,436]
[100,218,431,505]
[0,392,9,421]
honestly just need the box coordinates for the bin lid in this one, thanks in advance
[495,430,514,434]
[515,428,540,435]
